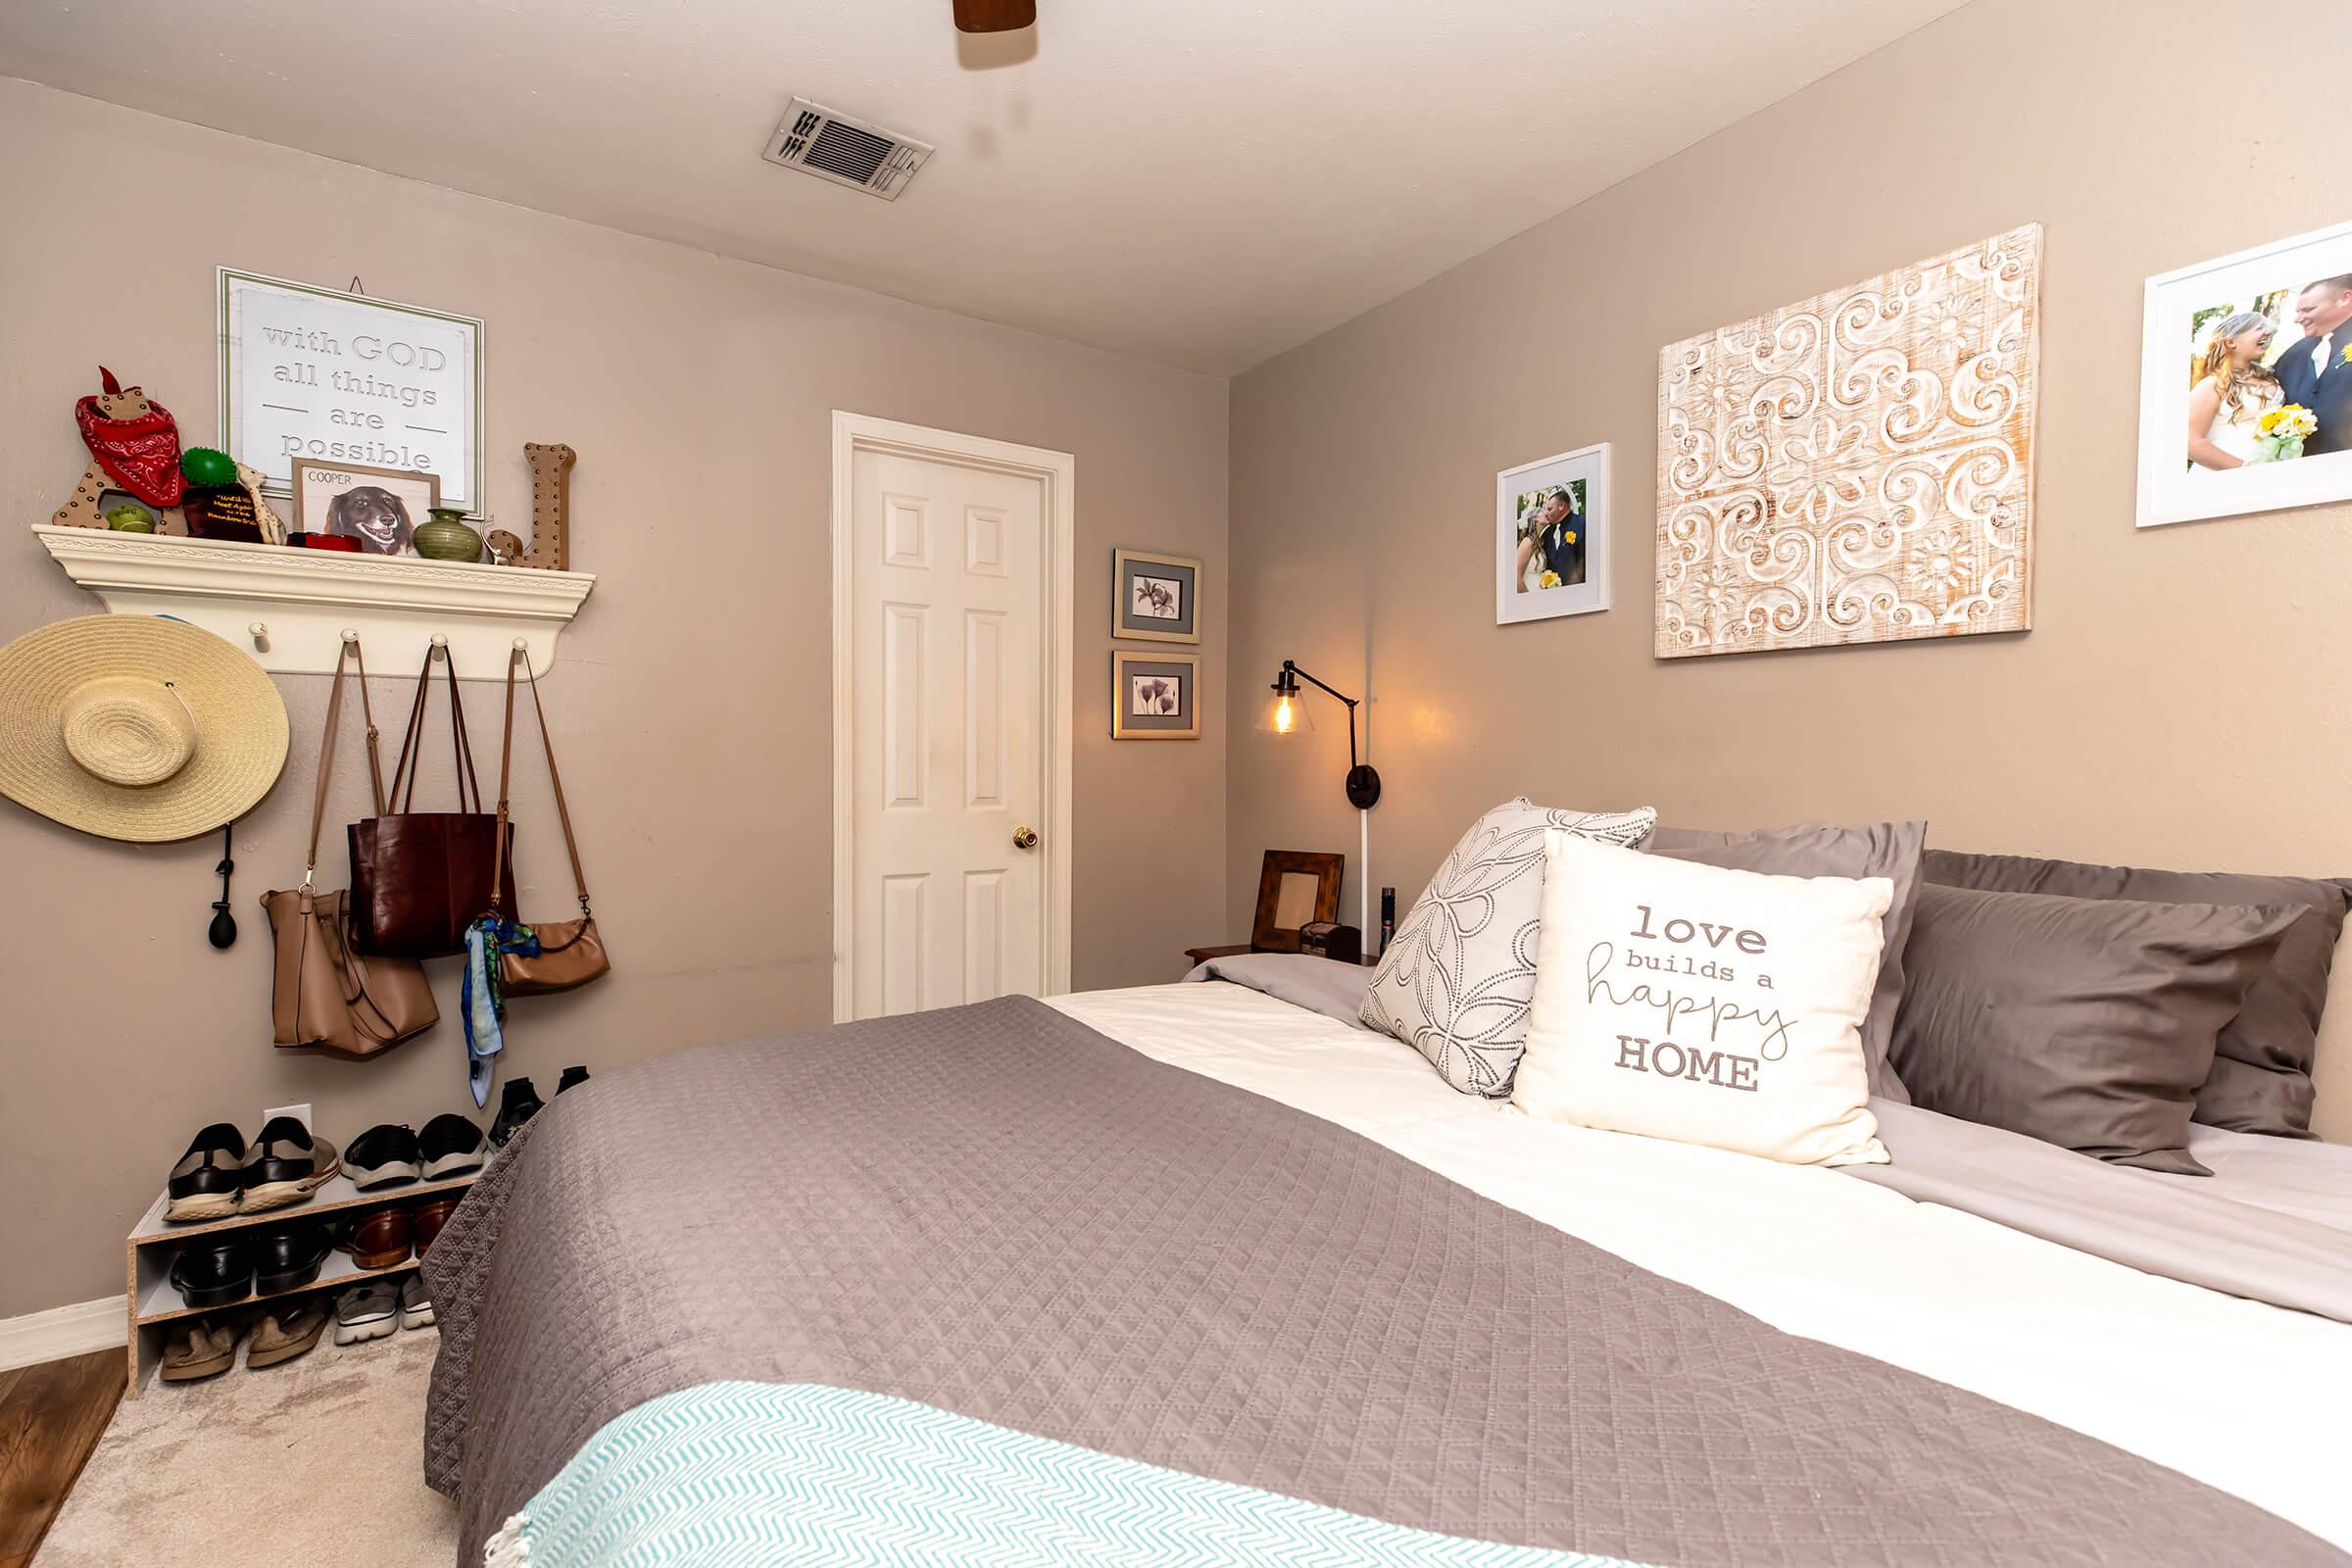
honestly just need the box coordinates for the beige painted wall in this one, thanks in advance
[0,79,1227,1318]
[1228,0,2352,1141]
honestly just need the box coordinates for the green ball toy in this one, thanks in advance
[180,447,239,487]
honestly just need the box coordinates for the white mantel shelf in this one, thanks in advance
[34,524,594,679]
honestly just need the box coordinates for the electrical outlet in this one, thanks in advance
[264,1102,313,1132]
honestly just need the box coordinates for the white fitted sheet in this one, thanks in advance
[1050,980,2352,1552]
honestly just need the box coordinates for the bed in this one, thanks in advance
[423,972,2352,1567]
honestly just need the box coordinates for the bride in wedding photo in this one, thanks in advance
[2185,310,2284,471]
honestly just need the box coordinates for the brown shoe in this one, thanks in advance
[161,1316,241,1381]
[247,1299,330,1368]
[336,1204,412,1270]
[411,1196,460,1257]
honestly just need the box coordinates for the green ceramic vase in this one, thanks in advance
[415,508,484,564]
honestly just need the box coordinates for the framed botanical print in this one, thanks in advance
[1110,651,1200,739]
[1113,548,1200,643]
[1496,443,1610,625]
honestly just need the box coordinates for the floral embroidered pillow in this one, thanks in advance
[1360,797,1657,1095]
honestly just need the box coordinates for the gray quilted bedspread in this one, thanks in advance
[423,996,2341,1566]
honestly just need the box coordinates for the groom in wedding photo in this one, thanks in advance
[2274,273,2352,457]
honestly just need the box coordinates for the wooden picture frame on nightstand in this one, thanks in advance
[1250,850,1343,953]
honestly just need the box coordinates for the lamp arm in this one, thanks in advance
[1279,660,1357,710]
[1278,660,1380,811]
[1281,661,1360,767]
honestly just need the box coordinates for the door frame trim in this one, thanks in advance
[831,411,1075,1021]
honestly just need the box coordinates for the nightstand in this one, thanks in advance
[1184,943,1377,970]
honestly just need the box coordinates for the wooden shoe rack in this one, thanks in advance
[122,1170,477,1397]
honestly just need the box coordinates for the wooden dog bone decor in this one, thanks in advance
[512,441,577,571]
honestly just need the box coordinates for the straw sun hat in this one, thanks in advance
[0,614,288,843]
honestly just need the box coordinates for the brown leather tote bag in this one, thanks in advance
[350,646,516,958]
[262,640,438,1054]
[491,646,611,995]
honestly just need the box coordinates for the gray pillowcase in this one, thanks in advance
[1643,821,1927,1102]
[1889,884,2306,1176]
[1923,850,2352,1138]
[1359,798,1657,1096]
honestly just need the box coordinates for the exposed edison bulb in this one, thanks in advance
[1273,694,1298,734]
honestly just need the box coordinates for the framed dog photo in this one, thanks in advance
[1496,442,1610,624]
[290,460,442,556]
[2137,218,2352,528]
[1112,548,1200,643]
[1110,651,1200,740]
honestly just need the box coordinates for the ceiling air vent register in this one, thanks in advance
[761,98,934,200]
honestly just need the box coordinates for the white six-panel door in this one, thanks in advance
[835,416,1071,1020]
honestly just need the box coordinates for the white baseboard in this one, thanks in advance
[0,1297,123,1372]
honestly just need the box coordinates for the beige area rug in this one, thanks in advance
[37,1322,458,1567]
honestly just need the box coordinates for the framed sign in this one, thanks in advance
[219,270,484,512]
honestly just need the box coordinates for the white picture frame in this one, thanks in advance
[220,270,486,513]
[2135,218,2352,529]
[1496,442,1610,624]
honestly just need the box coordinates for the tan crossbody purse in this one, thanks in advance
[490,646,610,995]
[261,638,440,1053]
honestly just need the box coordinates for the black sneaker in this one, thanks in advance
[488,1078,544,1149]
[166,1123,248,1223]
[418,1113,487,1179]
[345,1124,422,1190]
[557,1065,591,1094]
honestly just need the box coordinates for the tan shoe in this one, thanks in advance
[161,1317,240,1381]
[248,1299,330,1368]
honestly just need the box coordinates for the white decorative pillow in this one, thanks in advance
[1359,798,1657,1096]
[1515,830,1890,1166]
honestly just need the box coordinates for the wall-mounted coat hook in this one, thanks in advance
[248,621,270,653]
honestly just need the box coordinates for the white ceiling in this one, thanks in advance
[0,1,1965,375]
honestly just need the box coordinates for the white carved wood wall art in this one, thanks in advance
[1655,223,2043,659]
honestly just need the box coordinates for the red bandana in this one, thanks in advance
[74,368,186,509]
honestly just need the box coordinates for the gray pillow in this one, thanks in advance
[1360,798,1656,1096]
[1923,849,2352,1138]
[1644,821,1927,1102]
[1889,884,2306,1175]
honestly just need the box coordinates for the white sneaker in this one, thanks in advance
[333,1281,400,1346]
[399,1273,436,1331]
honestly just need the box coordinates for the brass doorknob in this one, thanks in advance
[1012,826,1039,850]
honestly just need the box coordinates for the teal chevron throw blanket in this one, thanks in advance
[485,1383,1645,1568]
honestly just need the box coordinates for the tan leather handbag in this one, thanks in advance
[262,640,439,1054]
[491,647,610,995]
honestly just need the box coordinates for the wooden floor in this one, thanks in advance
[0,1352,122,1568]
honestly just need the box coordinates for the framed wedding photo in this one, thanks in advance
[2136,218,2352,529]
[1496,442,1610,624]
[1112,549,1200,643]
[1110,651,1200,740]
